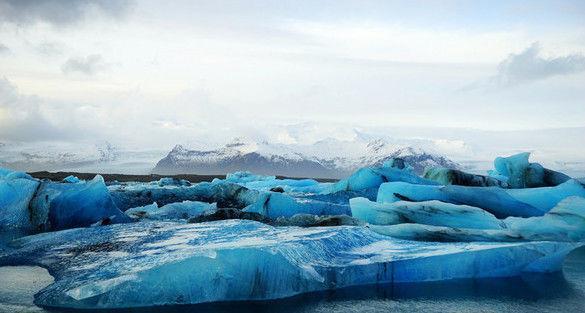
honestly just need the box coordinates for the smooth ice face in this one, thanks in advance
[492,152,572,188]
[0,220,578,309]
[126,201,217,220]
[350,197,505,230]
[0,172,40,230]
[243,192,350,219]
[328,166,438,194]
[30,176,130,230]
[377,181,585,218]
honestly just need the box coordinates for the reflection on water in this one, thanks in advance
[1,246,585,313]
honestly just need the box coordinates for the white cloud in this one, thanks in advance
[61,54,109,75]
[494,42,585,86]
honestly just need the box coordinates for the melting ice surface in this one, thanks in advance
[0,220,579,309]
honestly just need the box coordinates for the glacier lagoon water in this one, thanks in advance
[1,246,584,313]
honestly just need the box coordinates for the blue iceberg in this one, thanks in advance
[0,220,579,309]
[243,191,350,219]
[377,180,585,217]
[350,197,506,230]
[491,152,572,188]
[30,175,130,230]
[126,200,217,220]
[328,166,438,194]
[0,170,40,230]
[354,196,585,242]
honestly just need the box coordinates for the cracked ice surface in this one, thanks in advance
[0,220,578,309]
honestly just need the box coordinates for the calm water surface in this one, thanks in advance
[1,246,584,313]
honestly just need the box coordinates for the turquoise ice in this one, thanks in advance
[0,220,578,309]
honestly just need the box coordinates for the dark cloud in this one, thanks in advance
[61,54,108,75]
[0,0,133,27]
[0,77,76,141]
[494,42,585,86]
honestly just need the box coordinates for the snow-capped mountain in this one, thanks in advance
[153,137,460,178]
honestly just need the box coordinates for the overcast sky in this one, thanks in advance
[0,0,584,147]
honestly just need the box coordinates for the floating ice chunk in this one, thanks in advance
[30,175,130,230]
[109,181,260,211]
[219,171,328,193]
[329,166,437,194]
[424,167,508,187]
[157,177,191,187]
[502,180,585,215]
[224,171,276,183]
[377,180,585,217]
[369,224,522,242]
[368,197,585,242]
[126,201,217,220]
[350,197,505,229]
[62,175,81,183]
[492,152,572,188]
[0,172,40,230]
[243,191,350,219]
[1,220,578,309]
[273,214,363,227]
[504,196,585,241]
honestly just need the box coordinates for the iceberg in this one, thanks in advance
[491,152,572,188]
[0,170,40,230]
[350,197,505,229]
[62,175,82,184]
[424,167,508,187]
[328,166,438,194]
[369,224,522,242]
[243,191,350,219]
[1,220,578,309]
[377,180,585,217]
[126,201,217,220]
[355,196,585,242]
[109,181,260,211]
[503,196,585,242]
[220,171,329,193]
[29,175,130,230]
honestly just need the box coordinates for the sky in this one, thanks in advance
[0,0,584,148]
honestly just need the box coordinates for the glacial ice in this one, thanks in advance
[126,201,217,220]
[424,167,508,187]
[243,191,351,219]
[0,171,40,230]
[377,180,585,217]
[328,166,438,194]
[491,152,572,188]
[353,197,585,242]
[29,175,130,230]
[350,198,505,229]
[0,220,579,309]
[109,181,260,211]
[221,171,328,193]
[62,175,82,183]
